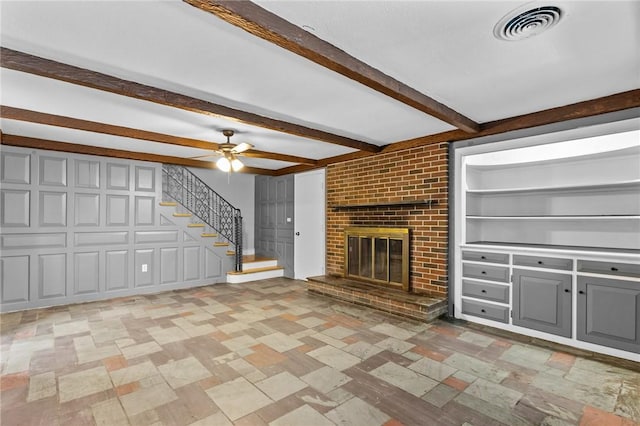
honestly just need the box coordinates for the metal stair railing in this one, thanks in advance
[162,164,243,272]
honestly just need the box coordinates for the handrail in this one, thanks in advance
[162,165,242,272]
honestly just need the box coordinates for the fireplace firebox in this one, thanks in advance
[344,227,410,292]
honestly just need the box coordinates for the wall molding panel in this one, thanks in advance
[0,146,231,312]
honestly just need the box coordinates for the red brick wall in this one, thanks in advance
[326,143,448,297]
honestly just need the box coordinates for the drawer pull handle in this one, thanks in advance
[537,261,543,265]
[480,309,486,313]
[481,289,487,293]
[564,289,570,293]
[481,271,487,275]
[481,256,486,260]
[611,267,619,272]
[578,290,585,295]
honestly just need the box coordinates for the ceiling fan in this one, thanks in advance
[196,129,253,172]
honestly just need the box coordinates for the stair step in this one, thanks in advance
[173,213,192,217]
[201,233,218,238]
[226,251,235,256]
[187,223,205,228]
[243,257,278,269]
[213,242,230,247]
[159,201,177,206]
[228,266,284,275]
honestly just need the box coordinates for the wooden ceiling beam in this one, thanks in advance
[0,106,318,165]
[0,47,380,153]
[184,0,480,134]
[0,133,277,175]
[381,89,640,153]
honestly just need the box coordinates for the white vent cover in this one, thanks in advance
[494,5,562,41]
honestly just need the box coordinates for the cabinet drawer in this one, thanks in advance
[513,255,573,271]
[462,251,509,264]
[461,299,509,323]
[462,280,510,303]
[578,260,640,278]
[462,263,509,283]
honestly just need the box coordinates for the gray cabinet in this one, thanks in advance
[512,269,572,337]
[577,276,640,353]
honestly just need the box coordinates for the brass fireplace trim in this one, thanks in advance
[344,227,410,292]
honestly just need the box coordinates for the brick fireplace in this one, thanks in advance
[307,142,449,321]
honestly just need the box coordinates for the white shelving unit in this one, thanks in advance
[453,124,640,362]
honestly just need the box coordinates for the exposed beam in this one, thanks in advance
[0,106,220,150]
[0,134,276,175]
[382,89,640,153]
[0,106,318,165]
[0,47,380,153]
[185,0,480,134]
[272,89,640,174]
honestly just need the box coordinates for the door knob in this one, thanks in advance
[295,232,300,236]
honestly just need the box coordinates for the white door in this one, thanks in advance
[294,169,325,280]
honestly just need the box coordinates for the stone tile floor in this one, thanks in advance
[1,278,638,426]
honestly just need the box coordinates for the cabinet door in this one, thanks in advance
[577,276,640,353]
[513,269,572,337]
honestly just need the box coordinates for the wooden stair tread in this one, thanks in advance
[226,251,235,256]
[173,213,192,217]
[213,242,229,247]
[201,233,218,237]
[187,223,205,228]
[228,266,284,275]
[159,202,177,206]
[242,255,277,263]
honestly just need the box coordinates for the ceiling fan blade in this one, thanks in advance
[231,142,253,154]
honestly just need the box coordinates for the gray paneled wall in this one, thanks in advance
[0,146,231,312]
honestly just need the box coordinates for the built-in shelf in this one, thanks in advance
[330,199,437,210]
[465,179,640,195]
[466,215,640,220]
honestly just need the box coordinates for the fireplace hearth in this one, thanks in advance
[344,227,410,292]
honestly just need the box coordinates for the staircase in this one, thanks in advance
[161,165,283,283]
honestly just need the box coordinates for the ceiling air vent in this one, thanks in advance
[494,5,562,41]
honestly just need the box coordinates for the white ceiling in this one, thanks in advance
[1,0,638,171]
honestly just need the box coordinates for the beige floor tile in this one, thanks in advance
[110,360,159,386]
[58,365,113,403]
[409,357,457,382]
[205,377,272,421]
[296,317,327,329]
[257,332,303,353]
[147,326,190,345]
[444,353,509,383]
[370,361,438,397]
[370,323,416,340]
[343,341,384,360]
[310,332,348,349]
[221,335,258,352]
[27,371,57,402]
[255,371,307,401]
[53,319,89,337]
[270,404,334,426]
[457,331,495,348]
[464,378,523,409]
[120,341,163,360]
[322,326,355,340]
[91,397,129,426]
[74,335,121,364]
[228,357,267,382]
[119,382,178,417]
[158,356,212,389]
[374,337,415,354]
[307,345,361,371]
[325,397,390,426]
[188,411,233,426]
[301,366,352,393]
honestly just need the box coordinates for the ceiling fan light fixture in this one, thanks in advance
[231,157,244,172]
[216,156,231,172]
